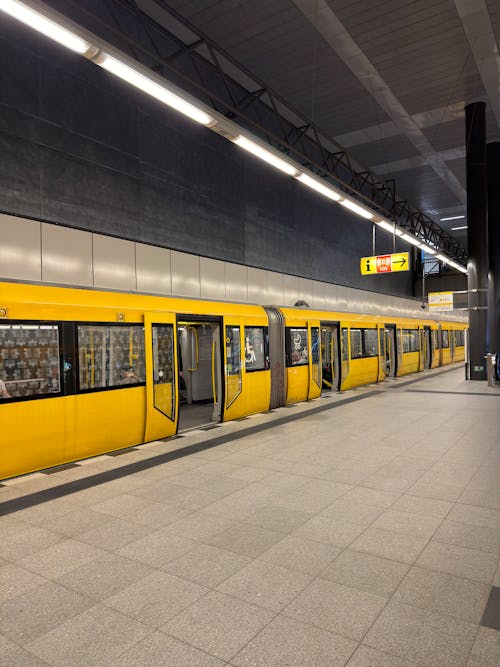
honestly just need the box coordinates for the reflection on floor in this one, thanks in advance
[178,402,216,431]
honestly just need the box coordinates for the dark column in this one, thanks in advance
[465,102,488,380]
[487,142,500,354]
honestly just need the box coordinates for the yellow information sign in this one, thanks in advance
[360,252,409,275]
[428,291,454,311]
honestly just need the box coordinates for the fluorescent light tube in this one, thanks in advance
[401,233,422,247]
[420,244,437,255]
[440,215,465,221]
[234,135,298,176]
[376,220,403,236]
[436,254,450,263]
[98,54,214,126]
[340,198,374,219]
[451,225,468,231]
[1,0,92,54]
[296,173,341,201]
[457,265,467,274]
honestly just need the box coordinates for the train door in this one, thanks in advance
[377,324,386,381]
[308,321,322,400]
[340,327,350,388]
[384,324,397,377]
[450,327,456,362]
[144,312,178,442]
[423,326,431,369]
[320,324,340,392]
[177,319,222,431]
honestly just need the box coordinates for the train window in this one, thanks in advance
[454,330,464,346]
[0,323,61,400]
[77,324,145,391]
[350,329,363,359]
[433,330,440,349]
[244,327,268,371]
[226,325,242,408]
[364,329,378,357]
[286,328,308,366]
[402,329,419,353]
[152,324,175,420]
[341,329,349,361]
[442,330,450,348]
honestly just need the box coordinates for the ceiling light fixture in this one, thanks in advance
[420,244,437,255]
[1,0,93,54]
[233,135,298,176]
[96,54,214,126]
[295,173,341,201]
[339,198,374,220]
[376,220,403,236]
[436,254,450,263]
[451,225,468,231]
[400,233,422,247]
[440,215,465,221]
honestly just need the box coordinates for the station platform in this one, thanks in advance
[1,366,500,666]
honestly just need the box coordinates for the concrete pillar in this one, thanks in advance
[487,142,500,354]
[465,102,488,380]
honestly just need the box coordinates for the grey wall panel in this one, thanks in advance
[200,257,225,300]
[41,224,93,286]
[0,34,39,115]
[225,263,248,303]
[40,149,142,238]
[0,214,41,281]
[247,267,267,304]
[171,251,200,298]
[93,234,136,291]
[136,243,171,295]
[266,271,285,305]
[284,275,300,306]
[0,134,42,219]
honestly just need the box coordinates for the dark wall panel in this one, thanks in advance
[0,22,415,298]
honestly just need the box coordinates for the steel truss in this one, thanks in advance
[53,0,466,261]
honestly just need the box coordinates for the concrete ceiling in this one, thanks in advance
[137,0,500,247]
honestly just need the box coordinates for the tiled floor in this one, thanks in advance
[1,366,500,666]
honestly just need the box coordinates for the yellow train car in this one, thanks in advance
[0,282,270,479]
[0,281,468,480]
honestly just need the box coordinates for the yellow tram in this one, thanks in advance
[0,281,467,479]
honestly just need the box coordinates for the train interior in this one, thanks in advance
[321,324,340,392]
[384,324,397,377]
[177,319,222,432]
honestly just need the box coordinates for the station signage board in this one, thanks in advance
[428,291,454,311]
[360,252,409,275]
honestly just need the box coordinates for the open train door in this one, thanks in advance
[143,312,178,442]
[377,324,386,381]
[308,321,322,400]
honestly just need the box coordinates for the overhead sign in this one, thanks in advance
[360,252,409,275]
[428,291,454,311]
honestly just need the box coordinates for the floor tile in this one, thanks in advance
[240,504,313,533]
[0,562,47,602]
[416,541,498,583]
[103,570,208,627]
[407,480,465,502]
[283,578,387,641]
[321,549,410,597]
[481,586,500,630]
[90,493,152,517]
[346,644,417,666]
[161,512,235,542]
[207,522,285,558]
[0,581,94,644]
[467,626,500,666]
[54,552,153,601]
[109,631,225,666]
[350,527,428,564]
[217,559,312,612]
[231,615,357,666]
[390,494,453,519]
[41,506,116,537]
[257,535,340,576]
[18,538,103,579]
[25,603,150,666]
[447,503,500,530]
[116,528,198,567]
[371,509,442,540]
[78,517,154,551]
[163,543,252,587]
[160,590,274,661]
[292,515,366,548]
[0,635,49,666]
[364,600,478,666]
[394,565,490,623]
[0,522,62,562]
[432,519,500,554]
